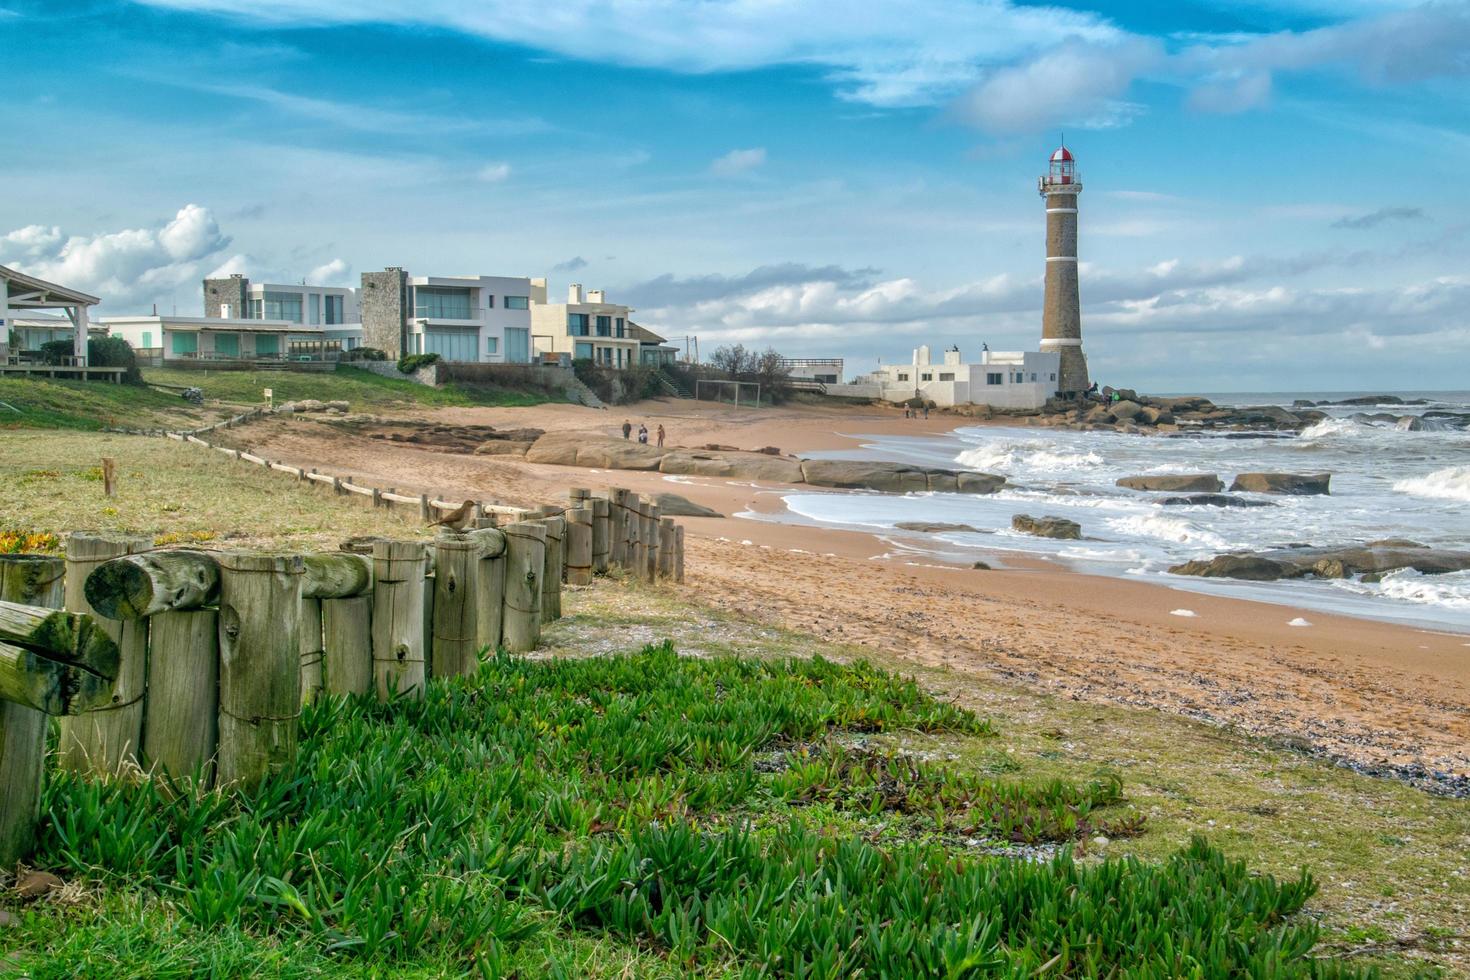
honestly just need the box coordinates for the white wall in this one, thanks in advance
[840,349,1060,409]
[408,275,533,363]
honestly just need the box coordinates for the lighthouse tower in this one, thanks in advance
[1039,143,1089,394]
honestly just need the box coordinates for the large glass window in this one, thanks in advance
[596,315,612,337]
[324,295,345,325]
[308,294,321,325]
[575,341,594,360]
[504,328,530,363]
[422,328,478,362]
[986,373,1003,385]
[414,287,473,320]
[486,336,499,354]
[249,299,262,319]
[213,333,239,357]
[171,332,197,356]
[615,317,625,338]
[262,291,303,323]
[568,313,590,336]
[503,295,529,310]
[255,334,279,356]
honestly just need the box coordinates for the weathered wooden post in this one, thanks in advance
[85,550,219,621]
[565,507,594,587]
[500,522,545,653]
[60,533,151,776]
[658,517,677,580]
[419,493,431,521]
[675,526,686,583]
[143,608,218,784]
[607,489,630,570]
[322,596,372,696]
[626,492,643,577]
[432,534,480,679]
[216,552,304,789]
[101,457,117,497]
[468,528,507,656]
[372,541,426,700]
[643,502,662,583]
[568,487,589,510]
[539,516,565,623]
[591,498,611,575]
[0,555,63,868]
[299,598,324,703]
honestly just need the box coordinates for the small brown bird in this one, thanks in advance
[429,499,476,531]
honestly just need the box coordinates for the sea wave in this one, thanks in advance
[1104,514,1231,550]
[955,439,1103,474]
[1393,465,1470,503]
[1297,418,1385,440]
[1334,569,1470,609]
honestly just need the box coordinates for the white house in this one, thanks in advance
[831,345,1060,410]
[529,281,639,367]
[359,268,533,363]
[101,315,325,365]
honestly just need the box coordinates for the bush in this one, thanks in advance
[397,352,441,374]
[344,347,389,362]
[39,336,143,384]
[573,360,661,405]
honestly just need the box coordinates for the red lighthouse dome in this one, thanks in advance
[1044,142,1077,187]
[1050,145,1073,163]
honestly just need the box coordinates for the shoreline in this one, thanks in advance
[232,399,1470,781]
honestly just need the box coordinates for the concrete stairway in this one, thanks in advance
[654,368,693,399]
[564,375,606,409]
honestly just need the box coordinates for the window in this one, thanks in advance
[504,328,530,362]
[262,291,303,323]
[1014,373,1024,383]
[615,317,625,337]
[249,299,262,319]
[1050,373,1056,381]
[324,295,345,325]
[1029,372,1037,381]
[986,372,1003,385]
[939,372,954,381]
[575,341,594,360]
[422,328,478,362]
[568,313,590,336]
[141,331,152,349]
[414,287,472,320]
[309,294,321,326]
[255,335,279,356]
[596,315,612,337]
[897,372,909,381]
[920,372,932,381]
[213,333,239,357]
[485,295,495,309]
[486,336,499,354]
[503,295,529,310]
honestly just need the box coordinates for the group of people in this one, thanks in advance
[621,419,666,447]
[902,405,931,419]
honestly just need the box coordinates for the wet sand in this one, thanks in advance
[241,398,1470,781]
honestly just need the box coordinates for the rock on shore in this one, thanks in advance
[1170,543,1470,582]
[1117,474,1223,492]
[652,492,723,518]
[1157,494,1274,508]
[1228,472,1332,495]
[1012,514,1082,539]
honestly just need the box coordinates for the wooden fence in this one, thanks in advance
[0,486,684,867]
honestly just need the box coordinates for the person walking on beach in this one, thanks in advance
[923,405,930,420]
[656,424,666,448]
[622,419,632,439]
[637,424,649,444]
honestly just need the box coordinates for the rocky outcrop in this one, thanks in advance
[1157,494,1274,508]
[1229,472,1332,495]
[474,441,533,456]
[652,492,723,518]
[1117,474,1223,493]
[799,460,1005,495]
[659,450,806,483]
[1169,543,1470,582]
[523,432,665,470]
[895,521,979,533]
[1011,514,1081,540]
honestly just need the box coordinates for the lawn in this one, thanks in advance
[144,366,561,412]
[2,644,1366,978]
[0,377,212,432]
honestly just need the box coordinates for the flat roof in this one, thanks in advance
[100,315,323,333]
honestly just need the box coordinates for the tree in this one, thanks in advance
[709,343,752,379]
[752,347,793,402]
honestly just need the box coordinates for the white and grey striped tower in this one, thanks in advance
[1039,143,1089,394]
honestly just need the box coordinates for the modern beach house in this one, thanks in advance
[831,345,1060,409]
[529,281,640,367]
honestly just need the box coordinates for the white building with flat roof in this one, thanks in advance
[359,268,533,363]
[529,280,639,368]
[831,345,1060,409]
[101,314,326,365]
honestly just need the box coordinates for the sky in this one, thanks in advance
[1,0,1468,391]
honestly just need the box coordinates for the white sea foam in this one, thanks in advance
[1372,570,1470,609]
[1394,466,1470,503]
[1287,617,1313,627]
[1170,609,1197,617]
[1297,418,1382,441]
[955,439,1103,474]
[1104,514,1231,550]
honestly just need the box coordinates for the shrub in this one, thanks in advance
[397,352,442,374]
[344,346,388,362]
[39,336,143,384]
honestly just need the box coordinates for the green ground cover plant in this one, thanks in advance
[144,366,555,411]
[3,644,1364,978]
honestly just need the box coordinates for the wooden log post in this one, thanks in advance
[467,528,507,656]
[216,552,304,789]
[568,487,590,510]
[565,507,594,587]
[101,457,117,498]
[607,489,630,570]
[301,553,373,600]
[591,498,611,575]
[539,516,565,623]
[432,535,480,679]
[371,541,426,700]
[0,555,64,868]
[674,526,686,584]
[658,518,677,580]
[500,522,545,653]
[142,609,218,785]
[643,502,662,583]
[323,595,372,697]
[422,566,435,676]
[299,598,324,704]
[84,550,219,620]
[60,533,151,776]
[419,493,431,522]
[625,492,643,577]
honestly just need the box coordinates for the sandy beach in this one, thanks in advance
[236,398,1470,784]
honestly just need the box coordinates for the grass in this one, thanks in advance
[2,644,1364,978]
[0,377,211,431]
[0,431,431,550]
[144,366,560,412]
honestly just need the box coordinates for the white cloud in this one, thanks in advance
[953,38,1160,132]
[308,257,352,285]
[710,147,766,177]
[1187,70,1272,113]
[0,224,64,261]
[2,205,230,308]
[205,254,254,280]
[476,162,512,182]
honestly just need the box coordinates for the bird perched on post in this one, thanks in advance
[429,499,476,531]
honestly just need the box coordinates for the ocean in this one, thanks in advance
[747,391,1470,633]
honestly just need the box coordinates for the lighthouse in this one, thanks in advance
[1039,143,1089,394]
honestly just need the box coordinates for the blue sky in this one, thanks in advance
[2,0,1467,391]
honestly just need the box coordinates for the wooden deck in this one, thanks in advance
[0,364,128,383]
